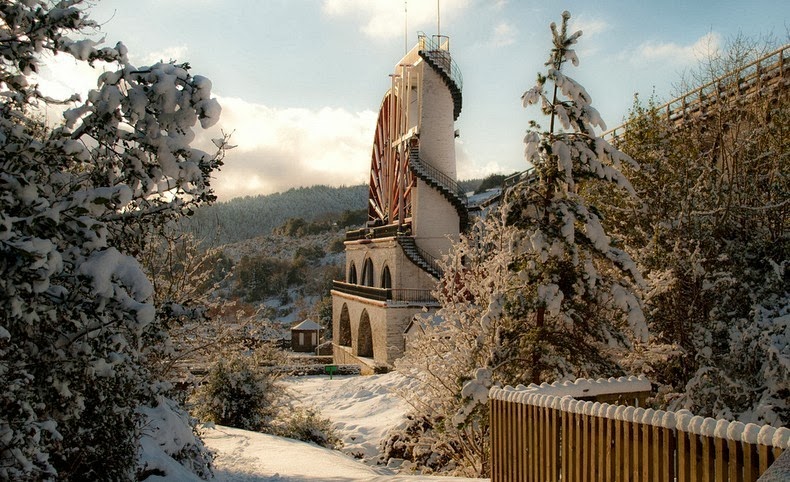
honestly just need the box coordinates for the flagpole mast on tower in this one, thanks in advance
[437,0,440,37]
[404,1,408,55]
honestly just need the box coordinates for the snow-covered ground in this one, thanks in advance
[202,373,488,481]
[284,373,415,461]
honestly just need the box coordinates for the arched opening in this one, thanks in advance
[357,310,374,358]
[338,304,351,346]
[361,258,374,286]
[381,265,392,289]
[348,262,358,284]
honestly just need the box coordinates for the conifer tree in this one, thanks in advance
[489,10,647,384]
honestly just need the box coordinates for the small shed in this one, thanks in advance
[290,319,323,353]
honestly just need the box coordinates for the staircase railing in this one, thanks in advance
[408,146,469,231]
[409,147,467,205]
[397,235,443,279]
[418,33,463,91]
[417,32,463,120]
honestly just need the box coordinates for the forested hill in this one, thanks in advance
[185,179,486,247]
[185,184,368,246]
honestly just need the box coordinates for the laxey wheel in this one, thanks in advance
[368,91,414,227]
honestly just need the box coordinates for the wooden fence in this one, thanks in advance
[490,380,789,482]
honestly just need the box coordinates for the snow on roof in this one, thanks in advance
[403,312,443,335]
[466,187,502,208]
[291,319,322,331]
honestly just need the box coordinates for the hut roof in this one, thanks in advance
[292,319,322,331]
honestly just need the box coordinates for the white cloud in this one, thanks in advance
[569,16,610,38]
[200,97,376,200]
[133,45,189,66]
[33,53,113,125]
[489,21,517,47]
[34,51,377,201]
[454,140,511,181]
[34,43,192,104]
[634,32,722,64]
[322,0,471,40]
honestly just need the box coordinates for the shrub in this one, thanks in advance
[273,407,342,449]
[190,356,280,431]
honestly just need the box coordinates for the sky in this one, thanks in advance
[39,0,788,201]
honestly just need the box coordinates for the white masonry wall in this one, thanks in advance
[417,61,456,180]
[411,59,460,259]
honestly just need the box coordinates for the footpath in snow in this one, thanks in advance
[202,373,488,481]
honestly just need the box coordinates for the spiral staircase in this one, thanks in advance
[397,235,442,279]
[418,35,463,121]
[389,36,468,279]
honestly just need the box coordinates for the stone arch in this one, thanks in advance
[361,258,374,286]
[381,264,392,289]
[348,262,358,284]
[357,309,374,358]
[338,303,351,346]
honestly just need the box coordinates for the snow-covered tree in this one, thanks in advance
[489,10,647,383]
[391,214,517,476]
[0,1,228,478]
[392,11,647,476]
[594,36,789,425]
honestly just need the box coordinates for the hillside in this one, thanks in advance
[178,176,494,341]
[183,180,486,247]
[185,184,369,246]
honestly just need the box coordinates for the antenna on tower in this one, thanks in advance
[437,0,441,37]
[404,0,408,54]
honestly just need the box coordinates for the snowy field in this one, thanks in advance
[202,373,487,481]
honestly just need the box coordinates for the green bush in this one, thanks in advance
[190,356,279,431]
[273,407,342,449]
[328,237,346,253]
[191,357,343,451]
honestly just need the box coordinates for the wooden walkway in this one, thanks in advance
[604,44,789,140]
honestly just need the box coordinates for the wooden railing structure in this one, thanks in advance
[604,43,788,140]
[489,377,790,482]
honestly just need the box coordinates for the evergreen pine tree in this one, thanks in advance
[491,10,647,384]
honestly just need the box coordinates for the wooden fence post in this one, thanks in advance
[564,404,571,482]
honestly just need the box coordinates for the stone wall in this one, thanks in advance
[331,292,435,367]
[417,63,456,178]
[343,237,436,291]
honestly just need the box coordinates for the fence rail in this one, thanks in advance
[332,281,436,304]
[345,223,413,241]
[490,382,789,482]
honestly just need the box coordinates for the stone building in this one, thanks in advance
[331,34,466,373]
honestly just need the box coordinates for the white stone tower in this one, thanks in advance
[331,34,467,372]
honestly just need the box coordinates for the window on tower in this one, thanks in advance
[348,262,358,284]
[381,265,392,289]
[361,258,374,286]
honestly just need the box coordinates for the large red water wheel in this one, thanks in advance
[368,91,414,227]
